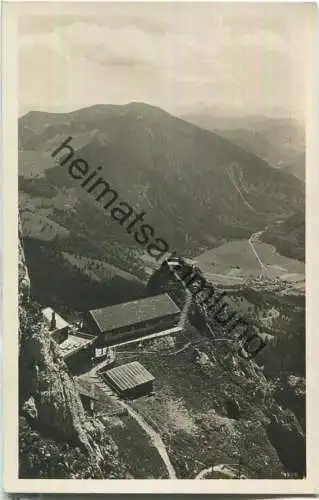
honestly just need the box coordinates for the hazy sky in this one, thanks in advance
[18,2,314,119]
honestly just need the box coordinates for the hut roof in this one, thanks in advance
[88,293,180,333]
[104,361,155,392]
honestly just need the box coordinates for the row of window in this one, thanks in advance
[107,316,179,337]
[95,346,109,358]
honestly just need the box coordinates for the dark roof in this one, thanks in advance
[76,379,98,400]
[88,293,180,333]
[104,361,155,392]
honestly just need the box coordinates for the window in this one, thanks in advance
[95,346,108,358]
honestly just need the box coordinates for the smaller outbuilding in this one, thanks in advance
[103,361,155,399]
[41,306,70,344]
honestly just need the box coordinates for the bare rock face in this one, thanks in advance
[20,321,104,461]
[22,396,38,420]
[18,222,127,478]
[18,219,31,349]
[18,219,30,302]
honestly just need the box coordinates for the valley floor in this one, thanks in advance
[196,235,305,294]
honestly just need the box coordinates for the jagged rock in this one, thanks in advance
[18,221,127,478]
[287,375,305,396]
[22,396,38,420]
[18,219,31,350]
[18,219,30,304]
[194,348,215,367]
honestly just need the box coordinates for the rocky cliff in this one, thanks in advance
[18,222,127,478]
[18,219,30,349]
[147,260,306,477]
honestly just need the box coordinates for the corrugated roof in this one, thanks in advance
[104,361,155,391]
[89,293,180,333]
[42,306,69,331]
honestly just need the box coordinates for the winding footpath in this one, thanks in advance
[86,371,177,479]
[113,271,192,479]
[195,466,213,479]
[119,400,177,479]
[179,288,193,328]
[227,163,271,279]
[248,230,268,277]
[228,163,258,214]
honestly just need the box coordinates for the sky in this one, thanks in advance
[18,2,314,119]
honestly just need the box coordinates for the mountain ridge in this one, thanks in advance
[19,102,304,300]
[180,112,305,182]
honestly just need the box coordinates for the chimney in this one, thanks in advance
[50,311,57,330]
